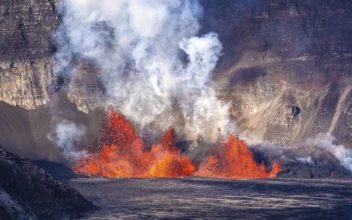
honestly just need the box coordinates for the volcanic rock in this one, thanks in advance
[205,0,352,147]
[277,163,351,179]
[0,0,59,109]
[0,146,98,219]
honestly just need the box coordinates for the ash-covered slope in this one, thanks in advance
[202,0,352,147]
[0,94,100,161]
[0,146,97,220]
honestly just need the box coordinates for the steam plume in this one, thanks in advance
[312,135,352,172]
[54,0,232,143]
[48,120,87,161]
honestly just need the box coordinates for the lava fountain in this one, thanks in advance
[74,111,282,178]
[196,135,282,178]
[74,111,196,178]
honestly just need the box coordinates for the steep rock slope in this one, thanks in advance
[0,146,97,219]
[0,95,100,161]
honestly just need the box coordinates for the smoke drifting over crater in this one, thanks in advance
[48,120,87,161]
[54,0,233,144]
[312,135,352,172]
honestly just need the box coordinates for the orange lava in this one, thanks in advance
[195,135,282,178]
[74,111,282,178]
[74,112,195,178]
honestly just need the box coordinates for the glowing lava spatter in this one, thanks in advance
[195,135,282,178]
[74,111,282,178]
[74,112,196,178]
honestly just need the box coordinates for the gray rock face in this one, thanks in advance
[0,59,56,109]
[0,0,59,61]
[0,0,351,150]
[203,0,352,146]
[0,0,59,110]
[0,146,98,219]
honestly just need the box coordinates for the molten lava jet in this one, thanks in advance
[74,111,282,178]
[196,135,282,178]
[74,112,195,178]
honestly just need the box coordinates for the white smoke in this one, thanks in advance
[309,134,352,172]
[48,120,87,161]
[55,0,233,142]
[297,157,314,165]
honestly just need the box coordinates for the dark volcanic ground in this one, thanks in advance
[0,146,97,220]
[66,178,352,220]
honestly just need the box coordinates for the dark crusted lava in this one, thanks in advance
[0,146,98,220]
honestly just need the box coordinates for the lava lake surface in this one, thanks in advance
[66,177,352,219]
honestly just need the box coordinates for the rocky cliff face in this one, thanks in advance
[0,0,351,153]
[0,0,58,61]
[203,0,352,147]
[0,0,58,110]
[0,59,56,109]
